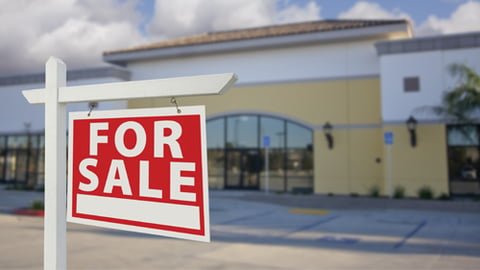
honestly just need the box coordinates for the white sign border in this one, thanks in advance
[67,105,210,242]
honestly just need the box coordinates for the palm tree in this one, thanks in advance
[432,64,480,123]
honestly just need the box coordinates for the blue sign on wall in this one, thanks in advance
[384,132,394,145]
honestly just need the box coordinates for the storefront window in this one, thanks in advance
[207,119,225,189]
[447,125,480,197]
[207,114,313,193]
[260,117,286,192]
[226,116,258,148]
[286,122,313,193]
[447,125,478,146]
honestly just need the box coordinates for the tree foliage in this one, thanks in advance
[438,64,480,123]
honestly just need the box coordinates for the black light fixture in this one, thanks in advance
[323,122,334,150]
[406,116,417,147]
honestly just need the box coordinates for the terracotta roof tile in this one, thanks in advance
[104,19,409,55]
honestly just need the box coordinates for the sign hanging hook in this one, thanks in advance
[170,97,182,114]
[88,102,98,117]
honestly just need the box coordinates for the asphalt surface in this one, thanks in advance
[0,187,479,269]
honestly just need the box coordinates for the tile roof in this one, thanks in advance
[104,19,410,56]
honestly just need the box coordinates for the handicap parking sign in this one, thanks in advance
[384,132,394,145]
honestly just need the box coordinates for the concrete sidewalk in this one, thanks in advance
[0,188,479,269]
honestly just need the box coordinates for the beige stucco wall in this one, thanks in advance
[130,78,380,126]
[382,124,449,197]
[128,78,451,197]
[314,127,383,195]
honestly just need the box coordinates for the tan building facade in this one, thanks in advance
[105,20,415,196]
[2,19,479,198]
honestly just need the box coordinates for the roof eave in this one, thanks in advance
[0,66,131,87]
[376,31,480,56]
[104,23,410,66]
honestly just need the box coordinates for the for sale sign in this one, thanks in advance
[67,106,210,242]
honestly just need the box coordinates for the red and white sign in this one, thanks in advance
[67,106,210,242]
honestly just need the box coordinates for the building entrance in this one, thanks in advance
[447,125,480,198]
[225,149,261,189]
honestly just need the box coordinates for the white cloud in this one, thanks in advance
[416,1,480,36]
[276,1,321,24]
[338,1,410,20]
[29,19,143,69]
[0,0,322,75]
[147,0,321,39]
[0,0,145,74]
[147,0,274,39]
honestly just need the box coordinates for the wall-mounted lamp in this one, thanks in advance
[406,116,417,147]
[323,122,334,150]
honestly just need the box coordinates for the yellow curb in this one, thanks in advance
[289,208,329,215]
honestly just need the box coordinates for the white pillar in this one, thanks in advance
[44,57,67,269]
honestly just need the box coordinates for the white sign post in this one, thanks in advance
[263,136,270,194]
[22,57,237,270]
[384,131,394,198]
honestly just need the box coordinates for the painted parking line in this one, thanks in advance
[393,220,427,249]
[318,236,359,244]
[287,215,341,235]
[218,210,276,225]
[289,208,329,215]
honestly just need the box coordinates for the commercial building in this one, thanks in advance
[1,19,480,197]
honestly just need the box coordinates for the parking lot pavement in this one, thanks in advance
[0,189,479,269]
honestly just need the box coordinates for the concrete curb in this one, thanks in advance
[237,192,480,213]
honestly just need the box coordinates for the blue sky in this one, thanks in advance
[1,0,479,74]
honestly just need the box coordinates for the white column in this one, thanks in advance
[44,57,67,269]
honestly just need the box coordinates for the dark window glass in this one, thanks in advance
[447,125,480,196]
[286,122,313,193]
[260,117,285,149]
[207,114,313,193]
[7,136,28,149]
[227,116,258,148]
[207,118,224,149]
[260,117,286,192]
[287,122,312,149]
[447,125,478,146]
[404,77,420,92]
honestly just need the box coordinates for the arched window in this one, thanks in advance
[206,114,313,193]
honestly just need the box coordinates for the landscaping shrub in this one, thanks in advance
[393,185,405,199]
[417,186,434,200]
[437,193,450,200]
[31,200,44,210]
[368,185,380,197]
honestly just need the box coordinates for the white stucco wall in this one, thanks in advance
[0,77,127,133]
[380,47,480,122]
[127,39,381,84]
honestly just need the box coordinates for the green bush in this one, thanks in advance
[417,186,434,200]
[31,200,44,210]
[393,185,405,199]
[369,185,380,197]
[437,193,450,200]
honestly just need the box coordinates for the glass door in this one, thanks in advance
[225,149,261,189]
